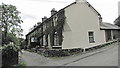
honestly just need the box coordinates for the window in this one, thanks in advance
[39,37,43,46]
[39,28,41,32]
[43,35,46,45]
[54,31,59,46]
[43,24,46,32]
[53,16,58,26]
[31,37,37,42]
[51,21,53,27]
[88,32,95,43]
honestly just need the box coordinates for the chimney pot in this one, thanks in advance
[51,8,57,16]
[37,22,41,25]
[42,16,47,22]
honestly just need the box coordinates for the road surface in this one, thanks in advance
[65,43,118,66]
[20,43,118,66]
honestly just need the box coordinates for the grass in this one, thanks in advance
[13,62,26,68]
[1,62,27,68]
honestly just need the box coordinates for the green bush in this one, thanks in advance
[2,44,21,66]
[13,62,26,68]
[2,44,20,55]
[37,48,83,57]
[2,62,26,68]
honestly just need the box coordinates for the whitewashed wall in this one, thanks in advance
[118,1,120,16]
[62,2,106,49]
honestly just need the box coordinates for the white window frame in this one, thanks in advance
[31,37,37,42]
[88,31,95,43]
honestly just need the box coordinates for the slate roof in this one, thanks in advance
[100,22,120,30]
[26,1,101,36]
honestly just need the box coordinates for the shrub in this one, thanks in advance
[2,44,20,54]
[2,44,21,66]
[13,62,26,68]
[37,48,83,57]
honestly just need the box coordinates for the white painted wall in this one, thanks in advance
[62,21,73,49]
[118,1,120,16]
[62,2,106,49]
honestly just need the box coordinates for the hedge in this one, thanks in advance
[2,44,20,66]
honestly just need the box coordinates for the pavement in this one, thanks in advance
[19,50,60,66]
[19,43,118,66]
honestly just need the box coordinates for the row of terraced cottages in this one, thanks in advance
[25,0,120,50]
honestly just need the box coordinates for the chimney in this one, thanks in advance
[34,24,37,28]
[37,22,41,25]
[42,16,47,22]
[51,8,57,16]
[75,0,86,3]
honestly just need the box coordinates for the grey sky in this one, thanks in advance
[1,0,119,38]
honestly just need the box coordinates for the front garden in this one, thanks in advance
[27,40,118,57]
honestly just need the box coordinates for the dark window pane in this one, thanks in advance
[89,32,93,36]
[88,32,95,43]
[89,37,94,43]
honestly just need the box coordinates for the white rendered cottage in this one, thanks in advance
[26,0,120,50]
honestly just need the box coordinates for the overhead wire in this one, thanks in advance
[25,0,70,3]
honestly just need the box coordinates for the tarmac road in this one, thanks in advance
[20,43,118,66]
[65,43,118,66]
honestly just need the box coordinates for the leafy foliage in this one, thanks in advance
[2,44,20,53]
[2,44,20,61]
[18,37,24,43]
[7,33,19,44]
[14,62,26,68]
[2,44,20,66]
[35,32,42,37]
[1,3,23,45]
[1,3,24,66]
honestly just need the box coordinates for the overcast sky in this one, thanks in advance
[1,0,120,38]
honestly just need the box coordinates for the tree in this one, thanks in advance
[1,3,23,66]
[1,3,23,45]
[6,32,19,44]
